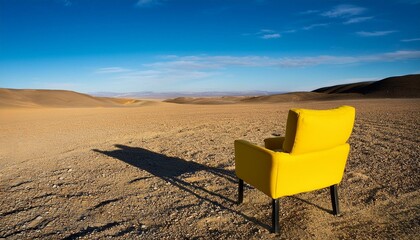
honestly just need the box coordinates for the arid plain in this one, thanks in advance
[1,96,419,239]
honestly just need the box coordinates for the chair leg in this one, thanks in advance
[238,179,244,204]
[272,198,280,234]
[330,184,340,216]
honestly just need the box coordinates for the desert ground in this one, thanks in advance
[0,98,419,239]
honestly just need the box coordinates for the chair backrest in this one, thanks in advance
[282,106,355,154]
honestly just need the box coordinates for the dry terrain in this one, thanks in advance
[1,98,419,239]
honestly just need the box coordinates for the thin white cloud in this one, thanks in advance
[261,33,281,39]
[401,38,420,42]
[282,29,297,33]
[344,16,373,24]
[94,51,420,86]
[322,4,366,18]
[145,50,420,69]
[378,50,420,60]
[95,67,131,74]
[164,55,269,68]
[259,29,276,33]
[302,23,329,30]
[245,29,281,40]
[144,60,221,70]
[356,30,396,37]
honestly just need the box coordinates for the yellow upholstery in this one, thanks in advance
[283,106,355,154]
[264,137,285,151]
[235,105,355,199]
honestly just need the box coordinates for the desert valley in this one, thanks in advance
[0,74,419,239]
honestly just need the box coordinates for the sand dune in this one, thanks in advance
[314,74,420,98]
[0,88,149,108]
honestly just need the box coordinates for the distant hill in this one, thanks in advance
[313,74,420,98]
[0,88,148,108]
[165,74,420,104]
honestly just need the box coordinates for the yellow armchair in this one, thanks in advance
[234,106,355,233]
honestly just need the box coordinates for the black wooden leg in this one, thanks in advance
[272,198,280,233]
[238,179,244,204]
[330,184,340,216]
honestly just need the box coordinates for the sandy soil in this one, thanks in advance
[1,99,419,239]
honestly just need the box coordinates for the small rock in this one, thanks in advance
[27,216,43,228]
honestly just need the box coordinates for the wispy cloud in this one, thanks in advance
[282,29,297,34]
[401,38,420,42]
[94,51,420,88]
[245,29,281,40]
[101,50,420,74]
[322,4,366,18]
[259,29,276,33]
[144,60,221,70]
[302,23,329,30]
[356,30,397,37]
[95,67,131,74]
[171,51,420,67]
[302,5,372,27]
[343,16,373,24]
[261,33,281,39]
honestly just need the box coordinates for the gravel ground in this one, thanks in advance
[1,98,419,239]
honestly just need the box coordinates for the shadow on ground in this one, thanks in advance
[93,144,272,231]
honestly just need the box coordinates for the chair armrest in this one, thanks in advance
[274,144,350,198]
[264,137,285,151]
[234,140,280,197]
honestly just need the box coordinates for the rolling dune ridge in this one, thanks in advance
[0,89,149,108]
[313,74,420,97]
[166,74,420,104]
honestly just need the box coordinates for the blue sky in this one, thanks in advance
[1,0,420,93]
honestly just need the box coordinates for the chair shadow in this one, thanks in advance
[92,144,271,231]
[290,196,333,214]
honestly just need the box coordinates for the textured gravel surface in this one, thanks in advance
[1,99,419,239]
